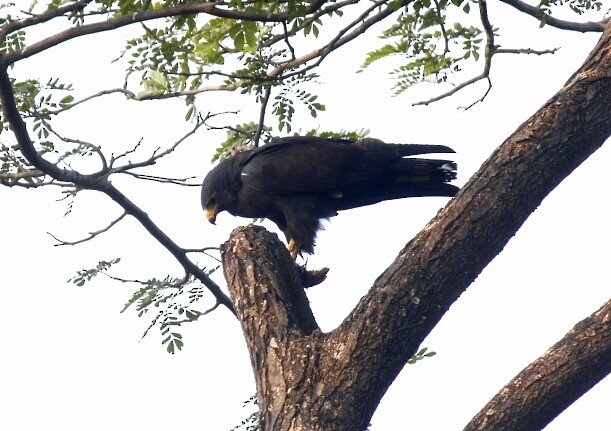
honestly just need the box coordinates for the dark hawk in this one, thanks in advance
[201,136,459,257]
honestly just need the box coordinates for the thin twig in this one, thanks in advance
[254,85,272,148]
[282,20,296,61]
[121,172,201,185]
[271,0,396,80]
[433,0,450,54]
[414,0,495,108]
[111,114,208,173]
[496,47,560,55]
[48,211,127,246]
[33,111,109,170]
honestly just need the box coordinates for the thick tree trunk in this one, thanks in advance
[220,22,611,431]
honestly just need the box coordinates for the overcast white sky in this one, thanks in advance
[1,3,610,430]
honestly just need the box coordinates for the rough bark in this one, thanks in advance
[220,20,611,431]
[222,226,374,431]
[465,300,611,431]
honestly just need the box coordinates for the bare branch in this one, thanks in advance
[253,85,272,148]
[33,112,109,171]
[121,172,201,186]
[433,0,450,54]
[496,47,560,55]
[45,88,137,114]
[109,138,144,168]
[414,0,495,108]
[111,112,208,173]
[0,168,45,185]
[281,20,296,61]
[89,182,236,314]
[1,1,360,66]
[260,0,360,49]
[414,74,491,107]
[0,0,91,44]
[500,0,607,33]
[185,246,223,263]
[48,211,127,246]
[271,0,398,80]
[458,77,492,110]
[0,66,235,314]
[104,272,188,288]
[414,1,563,107]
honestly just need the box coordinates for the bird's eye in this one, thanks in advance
[206,196,217,208]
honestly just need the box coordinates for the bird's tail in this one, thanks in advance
[334,158,459,210]
[390,157,457,185]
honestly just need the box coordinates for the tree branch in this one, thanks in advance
[260,0,359,49]
[0,65,235,314]
[338,18,611,415]
[414,0,495,107]
[271,0,399,80]
[0,1,362,66]
[253,85,272,148]
[465,299,611,431]
[120,172,201,186]
[0,168,44,185]
[499,0,607,32]
[110,114,206,173]
[0,0,91,44]
[496,47,559,55]
[48,211,127,246]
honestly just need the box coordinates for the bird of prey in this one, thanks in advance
[201,136,458,258]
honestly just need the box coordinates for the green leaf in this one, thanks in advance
[139,70,168,97]
[59,95,74,106]
[186,310,199,321]
[234,32,245,51]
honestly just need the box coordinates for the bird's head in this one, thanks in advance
[201,158,242,225]
[202,195,219,224]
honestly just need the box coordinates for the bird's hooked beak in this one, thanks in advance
[205,206,219,225]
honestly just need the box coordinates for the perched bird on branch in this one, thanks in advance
[201,136,459,258]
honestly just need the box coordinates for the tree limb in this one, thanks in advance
[338,17,611,417]
[414,0,495,107]
[499,0,608,32]
[464,299,611,431]
[271,0,399,80]
[254,85,272,148]
[0,168,44,185]
[1,1,371,65]
[0,65,235,314]
[0,0,92,44]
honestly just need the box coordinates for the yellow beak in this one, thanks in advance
[205,206,218,224]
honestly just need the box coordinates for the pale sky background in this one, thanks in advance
[1,2,610,430]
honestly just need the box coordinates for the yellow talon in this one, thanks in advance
[288,238,301,260]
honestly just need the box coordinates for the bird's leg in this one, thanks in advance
[288,238,301,260]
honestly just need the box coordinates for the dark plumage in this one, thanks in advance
[201,136,459,257]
